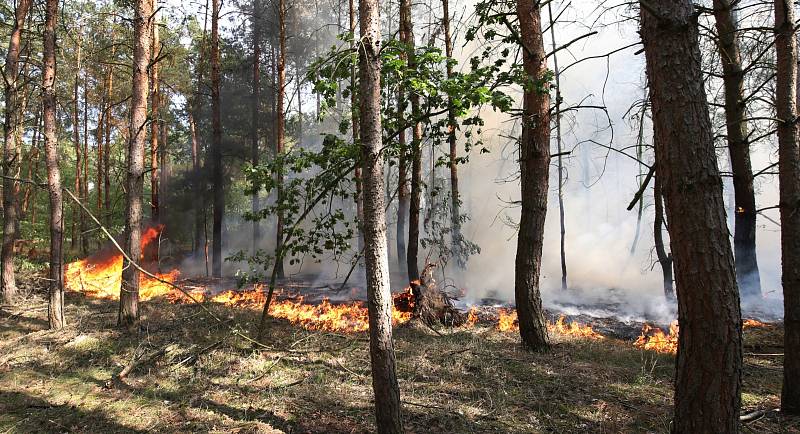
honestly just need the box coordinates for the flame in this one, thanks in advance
[634,321,679,354]
[64,224,179,300]
[497,309,518,332]
[743,318,765,328]
[549,315,604,339]
[466,307,479,326]
[494,311,602,339]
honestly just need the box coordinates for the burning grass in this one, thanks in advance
[0,287,795,433]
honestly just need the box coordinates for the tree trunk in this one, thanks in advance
[211,0,224,278]
[350,0,364,261]
[640,1,742,431]
[82,71,89,253]
[775,0,800,415]
[274,0,287,279]
[514,0,550,351]
[547,2,567,291]
[0,0,32,303]
[119,0,153,327]
[653,172,674,299]
[441,0,463,265]
[150,5,160,221]
[71,34,82,250]
[251,0,262,252]
[713,0,761,299]
[21,112,41,217]
[104,41,115,221]
[192,0,209,257]
[43,0,64,329]
[400,0,422,283]
[359,0,403,429]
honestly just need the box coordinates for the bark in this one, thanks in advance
[547,2,567,290]
[104,39,115,220]
[71,34,82,250]
[441,0,462,263]
[150,6,161,221]
[400,0,422,283]
[274,0,287,279]
[653,173,674,300]
[251,0,262,252]
[192,0,209,256]
[640,1,742,431]
[775,0,800,415]
[0,0,32,303]
[96,84,105,217]
[43,0,64,329]
[82,71,89,253]
[21,114,41,217]
[359,0,403,429]
[514,0,550,351]
[119,0,153,327]
[211,0,224,278]
[396,9,408,273]
[712,0,761,299]
[350,0,365,260]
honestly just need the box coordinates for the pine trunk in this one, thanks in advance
[775,0,800,415]
[0,0,32,303]
[119,0,153,327]
[653,173,674,299]
[43,0,64,329]
[211,0,224,278]
[713,0,761,299]
[359,0,404,429]
[251,0,262,252]
[150,6,160,221]
[274,0,287,279]
[514,0,550,351]
[640,1,742,430]
[350,0,364,259]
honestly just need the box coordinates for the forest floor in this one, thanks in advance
[0,277,797,433]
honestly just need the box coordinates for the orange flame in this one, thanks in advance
[497,309,518,332]
[466,307,479,327]
[549,315,604,339]
[64,225,179,300]
[634,321,678,354]
[743,318,765,328]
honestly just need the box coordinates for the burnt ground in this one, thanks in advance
[0,275,797,433]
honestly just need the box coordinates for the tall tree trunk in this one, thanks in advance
[441,0,462,264]
[713,0,761,299]
[640,1,742,430]
[547,2,567,290]
[514,0,550,351]
[43,0,64,329]
[211,0,224,278]
[350,0,364,261]
[82,71,89,253]
[150,5,161,221]
[119,0,153,327]
[358,0,403,429]
[400,0,422,283]
[71,34,83,250]
[21,113,41,217]
[192,0,209,257]
[274,0,287,279]
[103,41,115,221]
[251,0,262,252]
[653,172,674,299]
[1,0,32,303]
[396,3,409,273]
[96,88,105,218]
[775,0,800,415]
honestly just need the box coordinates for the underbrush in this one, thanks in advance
[0,284,794,433]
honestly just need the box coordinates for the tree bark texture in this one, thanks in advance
[640,1,742,431]
[211,0,224,278]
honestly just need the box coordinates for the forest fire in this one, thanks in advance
[494,310,604,339]
[634,321,679,354]
[64,225,179,300]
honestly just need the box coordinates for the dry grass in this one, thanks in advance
[0,288,796,433]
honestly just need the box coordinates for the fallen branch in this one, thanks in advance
[106,345,171,388]
[174,339,226,368]
[740,408,779,423]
